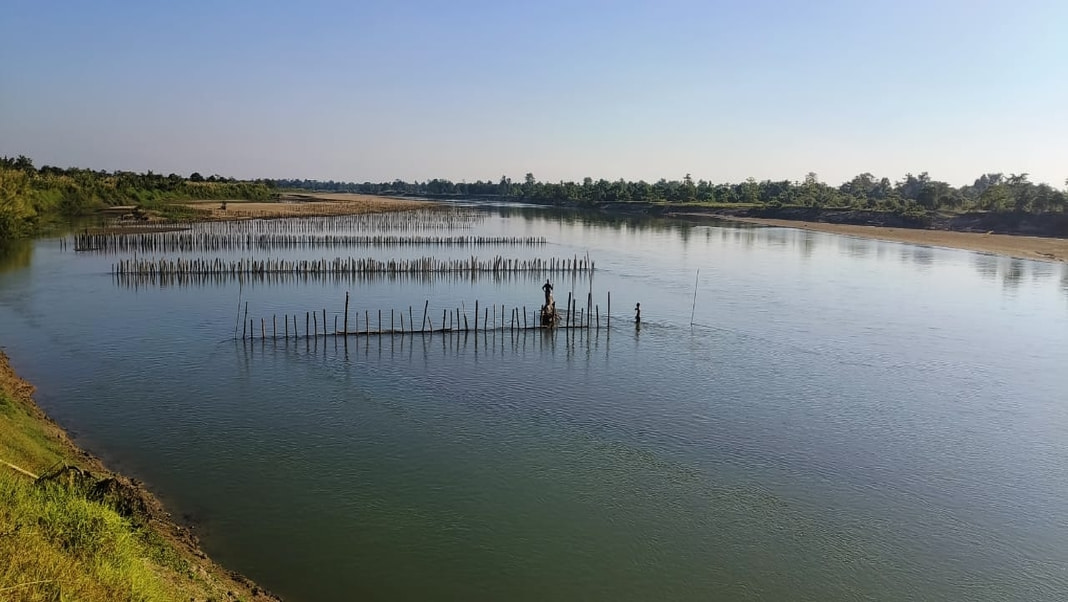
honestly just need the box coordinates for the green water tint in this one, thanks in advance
[1,205,1067,601]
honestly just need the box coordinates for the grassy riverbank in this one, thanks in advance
[0,352,277,601]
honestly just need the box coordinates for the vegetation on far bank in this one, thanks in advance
[280,171,1068,218]
[0,352,276,601]
[0,155,274,239]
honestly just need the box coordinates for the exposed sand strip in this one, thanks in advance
[718,216,1068,263]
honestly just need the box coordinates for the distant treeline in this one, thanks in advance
[4,152,1067,240]
[275,171,1068,216]
[0,155,273,238]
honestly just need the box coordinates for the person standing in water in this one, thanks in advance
[634,303,641,324]
[542,279,553,306]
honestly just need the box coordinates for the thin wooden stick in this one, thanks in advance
[1,459,38,479]
[690,268,700,327]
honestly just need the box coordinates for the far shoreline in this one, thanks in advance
[698,214,1068,263]
[179,192,433,220]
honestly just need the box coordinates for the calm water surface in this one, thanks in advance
[1,206,1067,601]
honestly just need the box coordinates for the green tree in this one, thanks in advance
[0,168,37,239]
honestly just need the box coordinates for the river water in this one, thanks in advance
[1,205,1066,601]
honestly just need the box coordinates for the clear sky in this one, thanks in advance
[2,0,1065,186]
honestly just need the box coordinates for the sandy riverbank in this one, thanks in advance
[715,216,1068,263]
[183,192,432,220]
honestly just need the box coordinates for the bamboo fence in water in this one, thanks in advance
[237,290,612,341]
[112,255,594,278]
[77,233,546,253]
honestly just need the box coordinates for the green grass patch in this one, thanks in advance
[0,356,269,601]
[0,474,175,601]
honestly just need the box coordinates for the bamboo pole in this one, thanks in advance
[344,292,349,333]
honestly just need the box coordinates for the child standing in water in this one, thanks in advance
[634,303,641,324]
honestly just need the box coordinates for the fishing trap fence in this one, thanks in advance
[112,255,594,277]
[76,234,547,253]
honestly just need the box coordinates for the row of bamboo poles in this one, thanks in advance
[89,207,485,237]
[76,233,547,253]
[194,208,485,234]
[239,291,611,340]
[113,270,589,288]
[112,255,594,277]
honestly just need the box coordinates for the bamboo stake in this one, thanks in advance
[690,268,700,327]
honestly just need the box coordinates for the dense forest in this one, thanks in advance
[3,153,1066,240]
[275,171,1068,215]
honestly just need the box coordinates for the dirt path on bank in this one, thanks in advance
[714,216,1068,263]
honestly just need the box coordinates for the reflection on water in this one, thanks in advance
[0,239,33,274]
[973,253,1000,280]
[970,253,1064,291]
[899,245,934,268]
[1,205,1067,601]
[839,236,873,258]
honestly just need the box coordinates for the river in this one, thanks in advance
[1,204,1066,601]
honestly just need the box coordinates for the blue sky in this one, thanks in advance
[2,0,1065,186]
